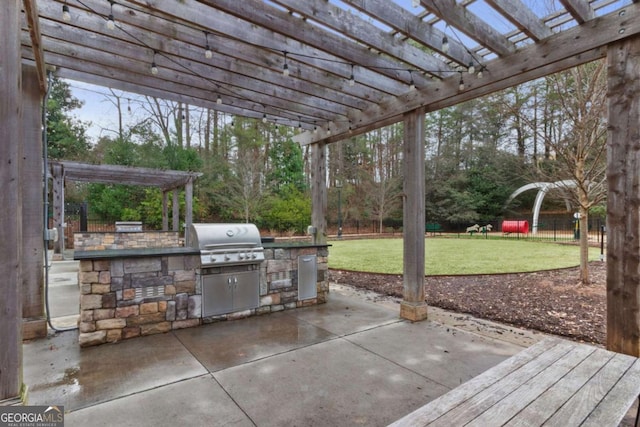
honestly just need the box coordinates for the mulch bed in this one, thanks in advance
[330,262,607,345]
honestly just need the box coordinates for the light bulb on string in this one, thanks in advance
[283,52,290,76]
[349,64,355,87]
[262,113,267,123]
[442,36,449,54]
[150,51,159,75]
[62,4,71,21]
[458,75,465,91]
[107,1,115,30]
[216,95,222,105]
[204,32,212,59]
[468,61,475,75]
[477,68,484,79]
[408,70,416,91]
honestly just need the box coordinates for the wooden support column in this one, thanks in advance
[400,109,428,322]
[21,64,47,340]
[310,141,327,244]
[172,189,179,232]
[184,178,193,245]
[606,36,640,357]
[0,0,24,400]
[51,163,65,259]
[162,191,168,231]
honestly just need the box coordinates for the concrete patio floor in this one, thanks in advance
[22,257,637,426]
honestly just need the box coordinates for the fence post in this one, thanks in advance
[553,220,557,242]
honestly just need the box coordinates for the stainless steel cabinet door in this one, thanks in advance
[298,255,317,300]
[202,274,234,316]
[233,270,260,312]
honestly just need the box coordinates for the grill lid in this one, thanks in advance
[190,223,264,266]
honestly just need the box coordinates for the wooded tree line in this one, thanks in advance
[49,60,607,263]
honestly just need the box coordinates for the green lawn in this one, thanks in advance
[328,238,601,275]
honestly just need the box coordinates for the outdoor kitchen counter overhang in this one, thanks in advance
[74,235,330,347]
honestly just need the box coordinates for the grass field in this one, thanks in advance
[328,238,601,275]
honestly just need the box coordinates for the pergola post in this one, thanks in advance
[162,191,169,231]
[184,178,193,245]
[606,36,640,357]
[0,0,24,400]
[400,109,428,322]
[21,64,47,340]
[51,163,65,258]
[172,189,179,232]
[310,141,327,244]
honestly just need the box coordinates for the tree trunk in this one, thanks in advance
[579,209,590,284]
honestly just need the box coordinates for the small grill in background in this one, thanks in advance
[189,223,265,317]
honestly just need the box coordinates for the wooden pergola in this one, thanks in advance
[3,0,640,401]
[48,160,202,256]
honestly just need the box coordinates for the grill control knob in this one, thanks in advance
[251,253,257,259]
[224,254,230,261]
[239,253,244,260]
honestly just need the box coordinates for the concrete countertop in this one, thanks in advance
[74,247,200,260]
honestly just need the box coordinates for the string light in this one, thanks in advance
[62,3,71,22]
[349,64,355,87]
[150,50,158,75]
[442,36,449,54]
[216,94,222,105]
[204,32,212,59]
[477,67,484,79]
[107,1,115,30]
[283,51,290,76]
[313,121,318,133]
[327,124,331,136]
[262,113,267,123]
[458,74,465,91]
[468,61,475,75]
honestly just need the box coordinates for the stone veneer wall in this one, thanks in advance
[74,231,181,251]
[255,246,329,315]
[78,253,201,347]
[78,245,329,347]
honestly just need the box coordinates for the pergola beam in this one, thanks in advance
[341,0,473,67]
[420,0,516,57]
[560,0,595,24]
[22,0,47,93]
[271,0,454,77]
[485,0,553,42]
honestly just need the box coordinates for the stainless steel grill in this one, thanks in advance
[189,223,265,267]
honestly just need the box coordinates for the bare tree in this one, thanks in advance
[225,147,266,223]
[510,62,608,284]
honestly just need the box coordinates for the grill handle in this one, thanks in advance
[203,242,259,249]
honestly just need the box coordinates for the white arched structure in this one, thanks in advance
[505,180,577,234]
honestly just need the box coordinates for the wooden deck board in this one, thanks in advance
[389,337,640,427]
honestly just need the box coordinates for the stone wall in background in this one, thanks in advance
[74,231,181,251]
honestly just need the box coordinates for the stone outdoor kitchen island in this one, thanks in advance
[74,230,329,347]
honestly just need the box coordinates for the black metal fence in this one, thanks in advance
[327,214,607,243]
